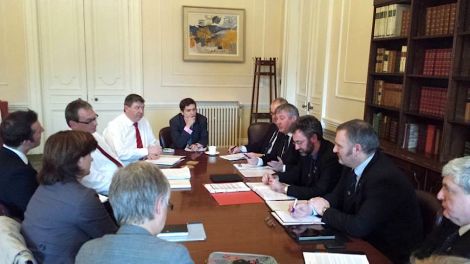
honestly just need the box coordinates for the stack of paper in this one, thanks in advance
[220,153,246,161]
[303,252,369,264]
[169,179,191,190]
[234,164,275,178]
[204,182,251,193]
[271,211,323,226]
[146,155,185,166]
[157,222,207,242]
[246,182,294,201]
[161,167,191,180]
[184,146,207,152]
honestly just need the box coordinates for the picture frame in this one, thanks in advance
[183,6,245,62]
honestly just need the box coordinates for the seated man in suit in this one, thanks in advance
[413,156,470,260]
[228,97,287,155]
[246,103,300,172]
[0,110,43,220]
[66,99,123,195]
[292,119,423,263]
[262,115,342,199]
[169,98,208,150]
[76,162,194,264]
[104,94,161,165]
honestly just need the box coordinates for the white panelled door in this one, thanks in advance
[282,0,330,117]
[37,0,142,138]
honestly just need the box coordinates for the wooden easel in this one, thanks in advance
[250,57,277,124]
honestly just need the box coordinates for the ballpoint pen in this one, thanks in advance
[292,199,298,213]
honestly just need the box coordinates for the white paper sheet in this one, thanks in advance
[303,252,369,264]
[246,182,295,201]
[161,167,191,180]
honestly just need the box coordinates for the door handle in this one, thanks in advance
[307,102,313,111]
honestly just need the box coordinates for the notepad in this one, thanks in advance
[204,182,251,193]
[303,252,369,264]
[161,167,191,180]
[266,200,292,211]
[246,182,295,201]
[271,211,323,226]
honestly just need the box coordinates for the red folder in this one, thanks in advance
[211,191,263,206]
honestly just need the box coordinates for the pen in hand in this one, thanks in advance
[291,199,298,213]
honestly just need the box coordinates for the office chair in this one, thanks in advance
[248,122,273,146]
[159,127,173,148]
[416,190,443,236]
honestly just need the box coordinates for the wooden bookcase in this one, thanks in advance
[365,0,470,194]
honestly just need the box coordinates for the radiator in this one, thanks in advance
[198,101,240,148]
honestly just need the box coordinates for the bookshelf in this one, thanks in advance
[365,0,470,194]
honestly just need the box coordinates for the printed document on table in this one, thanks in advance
[303,252,369,264]
[220,153,246,161]
[271,211,323,226]
[161,167,191,180]
[233,164,275,178]
[184,146,207,152]
[146,155,184,166]
[204,182,251,193]
[246,182,295,201]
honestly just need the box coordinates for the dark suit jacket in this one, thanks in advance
[0,146,38,220]
[262,134,299,170]
[21,180,117,264]
[169,113,208,149]
[278,140,342,200]
[322,151,423,263]
[413,218,470,259]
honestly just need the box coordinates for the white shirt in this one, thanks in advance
[79,133,123,195]
[103,113,158,164]
[3,144,28,164]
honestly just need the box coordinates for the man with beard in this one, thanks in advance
[262,115,342,199]
[291,119,422,263]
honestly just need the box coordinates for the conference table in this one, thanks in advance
[164,150,391,263]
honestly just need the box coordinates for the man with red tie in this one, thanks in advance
[103,94,162,165]
[66,99,124,195]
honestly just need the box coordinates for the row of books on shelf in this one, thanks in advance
[373,4,410,38]
[425,3,456,36]
[402,123,441,156]
[373,80,402,108]
[418,86,447,118]
[423,48,452,77]
[372,113,398,143]
[375,46,407,73]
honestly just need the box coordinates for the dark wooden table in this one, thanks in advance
[165,151,391,264]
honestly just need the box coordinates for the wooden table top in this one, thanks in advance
[165,151,391,264]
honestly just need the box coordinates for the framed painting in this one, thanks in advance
[183,6,245,62]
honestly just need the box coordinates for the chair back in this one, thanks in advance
[416,190,443,236]
[248,122,273,146]
[159,127,173,148]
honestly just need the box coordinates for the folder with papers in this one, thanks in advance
[204,182,250,193]
[146,155,185,166]
[303,252,369,264]
[161,167,191,180]
[271,211,323,226]
[219,153,246,161]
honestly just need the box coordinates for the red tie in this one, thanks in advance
[134,122,143,148]
[96,145,123,168]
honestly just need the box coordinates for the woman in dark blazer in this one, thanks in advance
[21,130,117,264]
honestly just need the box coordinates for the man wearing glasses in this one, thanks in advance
[262,115,342,199]
[65,99,123,195]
